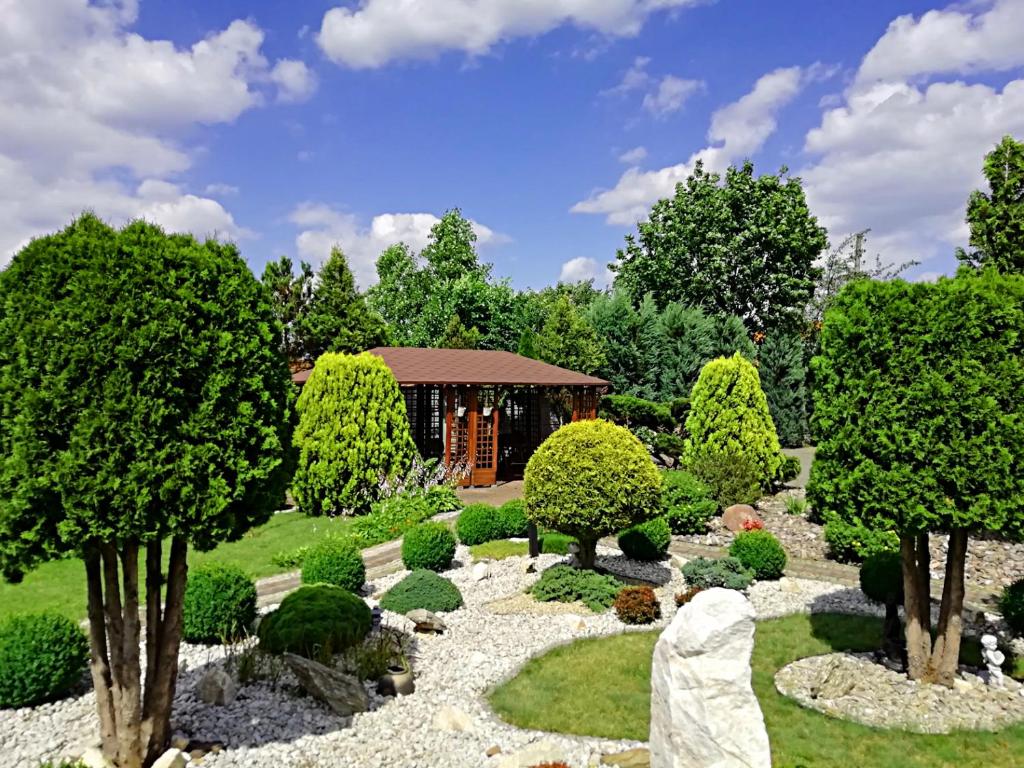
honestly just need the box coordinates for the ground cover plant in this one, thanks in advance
[529,565,622,612]
[679,556,753,590]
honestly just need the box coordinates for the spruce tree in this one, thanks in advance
[302,247,389,357]
[758,332,807,447]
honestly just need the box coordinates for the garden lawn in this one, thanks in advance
[470,533,578,561]
[489,613,1024,768]
[0,512,356,622]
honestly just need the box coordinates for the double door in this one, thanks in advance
[445,386,498,486]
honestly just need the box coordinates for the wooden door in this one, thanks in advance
[471,387,499,486]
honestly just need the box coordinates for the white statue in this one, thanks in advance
[981,634,1005,689]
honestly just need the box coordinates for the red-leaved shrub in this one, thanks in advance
[614,585,661,625]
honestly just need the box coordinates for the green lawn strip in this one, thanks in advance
[489,613,1024,768]
[471,540,529,560]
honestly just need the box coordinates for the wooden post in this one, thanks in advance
[528,522,540,558]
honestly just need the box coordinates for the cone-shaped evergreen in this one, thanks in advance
[301,247,388,357]
[758,332,807,447]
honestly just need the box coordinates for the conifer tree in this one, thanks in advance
[302,247,389,357]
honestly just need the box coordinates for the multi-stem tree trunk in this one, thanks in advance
[84,537,189,768]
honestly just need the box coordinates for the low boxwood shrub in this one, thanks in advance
[617,517,671,561]
[729,530,787,580]
[680,556,753,590]
[183,564,258,643]
[497,499,529,538]
[823,514,899,563]
[0,613,89,708]
[258,584,371,659]
[401,521,456,571]
[999,578,1024,636]
[301,536,366,593]
[456,503,503,545]
[614,586,661,625]
[379,569,464,614]
[530,565,622,612]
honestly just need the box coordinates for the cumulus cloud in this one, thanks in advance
[559,256,612,287]
[270,59,318,103]
[642,75,703,117]
[573,66,805,224]
[316,0,708,68]
[289,203,503,288]
[618,146,648,164]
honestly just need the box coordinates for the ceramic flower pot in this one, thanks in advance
[378,663,415,696]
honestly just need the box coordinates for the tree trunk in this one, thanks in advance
[575,537,597,570]
[85,550,117,757]
[928,529,968,687]
[900,534,932,680]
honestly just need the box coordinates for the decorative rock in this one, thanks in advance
[196,668,237,706]
[282,653,369,716]
[432,704,475,732]
[486,745,502,757]
[650,588,770,768]
[520,559,537,574]
[658,453,676,469]
[601,747,651,767]
[80,747,114,768]
[496,739,567,768]
[722,504,761,533]
[472,561,491,581]
[151,749,187,768]
[407,608,447,633]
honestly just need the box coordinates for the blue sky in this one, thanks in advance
[3,0,1023,289]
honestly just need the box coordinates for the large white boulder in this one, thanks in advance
[650,587,770,768]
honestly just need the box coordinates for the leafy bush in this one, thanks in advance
[778,455,802,483]
[401,521,456,571]
[674,586,703,606]
[524,420,663,569]
[456,503,503,545]
[423,484,462,515]
[354,492,434,546]
[729,530,787,580]
[679,557,753,590]
[860,551,904,606]
[687,450,761,509]
[271,546,310,569]
[301,536,366,592]
[661,470,718,535]
[258,584,371,659]
[614,586,661,625]
[599,394,674,430]
[379,569,464,614]
[823,514,898,563]
[617,517,671,561]
[652,432,686,459]
[497,499,529,538]
[999,578,1024,636]
[0,613,89,708]
[183,564,258,643]
[529,565,622,612]
[664,499,717,536]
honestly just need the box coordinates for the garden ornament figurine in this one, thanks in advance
[981,634,1004,688]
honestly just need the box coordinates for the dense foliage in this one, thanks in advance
[999,578,1024,637]
[456,503,507,545]
[0,613,89,708]
[957,135,1024,273]
[182,565,258,644]
[497,499,529,538]
[524,420,662,569]
[293,352,416,515]
[729,530,787,581]
[613,586,661,625]
[261,255,314,365]
[529,565,622,612]
[301,536,367,593]
[687,450,762,509]
[400,522,456,572]
[258,584,371,659]
[617,517,671,561]
[536,295,606,374]
[758,333,807,447]
[352,492,436,545]
[598,395,674,430]
[679,557,753,590]
[379,569,464,614]
[822,515,898,563]
[859,551,904,607]
[661,470,718,535]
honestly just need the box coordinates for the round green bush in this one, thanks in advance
[0,613,89,708]
[258,584,371,658]
[183,564,258,644]
[524,420,662,569]
[401,521,456,571]
[301,536,366,592]
[729,530,787,580]
[617,517,671,561]
[497,499,529,538]
[456,503,503,545]
[859,551,904,606]
[379,569,463,614]
[1000,578,1024,636]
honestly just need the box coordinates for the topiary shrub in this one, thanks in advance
[599,394,674,430]
[687,450,762,509]
[682,353,783,490]
[301,536,366,592]
[401,521,456,571]
[456,503,503,545]
[529,565,622,612]
[1000,578,1024,637]
[617,517,671,561]
[823,514,899,563]
[614,586,661,625]
[729,530,786,580]
[0,613,89,708]
[183,564,258,644]
[680,556,753,590]
[860,551,905,659]
[293,352,416,516]
[258,584,371,659]
[524,420,662,569]
[497,499,529,538]
[379,569,463,614]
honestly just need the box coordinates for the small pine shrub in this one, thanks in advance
[729,530,787,580]
[0,613,89,708]
[401,521,456,571]
[301,536,366,592]
[258,584,371,659]
[614,586,661,625]
[183,564,258,644]
[823,514,898,563]
[680,556,753,590]
[456,503,503,545]
[687,450,762,509]
[379,569,463,614]
[999,578,1024,636]
[674,586,703,606]
[497,499,529,538]
[617,517,671,561]
[529,565,622,612]
[859,551,904,606]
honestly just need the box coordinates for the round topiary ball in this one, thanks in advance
[0,612,89,708]
[999,578,1024,636]
[401,521,456,571]
[455,503,502,545]
[258,584,371,659]
[496,499,529,538]
[524,420,662,569]
[617,517,671,561]
[379,569,464,614]
[301,536,366,593]
[183,564,258,644]
[729,530,787,580]
[859,551,904,606]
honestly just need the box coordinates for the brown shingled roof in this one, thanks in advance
[291,347,609,387]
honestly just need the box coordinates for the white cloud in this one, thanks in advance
[0,1,314,262]
[642,75,703,117]
[618,146,648,164]
[603,56,654,96]
[270,59,318,103]
[289,204,503,288]
[559,256,612,287]
[316,0,707,68]
[573,66,805,224]
[203,182,240,197]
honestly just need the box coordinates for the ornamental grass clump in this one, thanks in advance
[729,530,786,580]
[529,565,622,612]
[182,564,258,644]
[258,584,371,659]
[401,521,456,572]
[0,613,89,709]
[301,536,366,593]
[614,586,661,625]
[379,570,463,614]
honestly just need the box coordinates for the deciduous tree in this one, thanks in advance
[536,295,606,374]
[957,135,1024,273]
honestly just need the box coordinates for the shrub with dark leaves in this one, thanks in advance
[614,586,661,625]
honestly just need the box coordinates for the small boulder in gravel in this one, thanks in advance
[196,668,237,706]
[497,739,567,768]
[283,653,369,716]
[151,749,187,768]
[723,504,761,532]
[472,562,491,581]
[407,608,447,633]
[602,747,651,768]
[432,704,475,732]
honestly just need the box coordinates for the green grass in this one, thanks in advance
[489,613,1024,768]
[0,512,356,622]
[469,532,579,561]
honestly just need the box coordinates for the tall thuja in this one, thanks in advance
[683,353,783,488]
[536,295,606,374]
[758,332,807,447]
[294,352,416,515]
